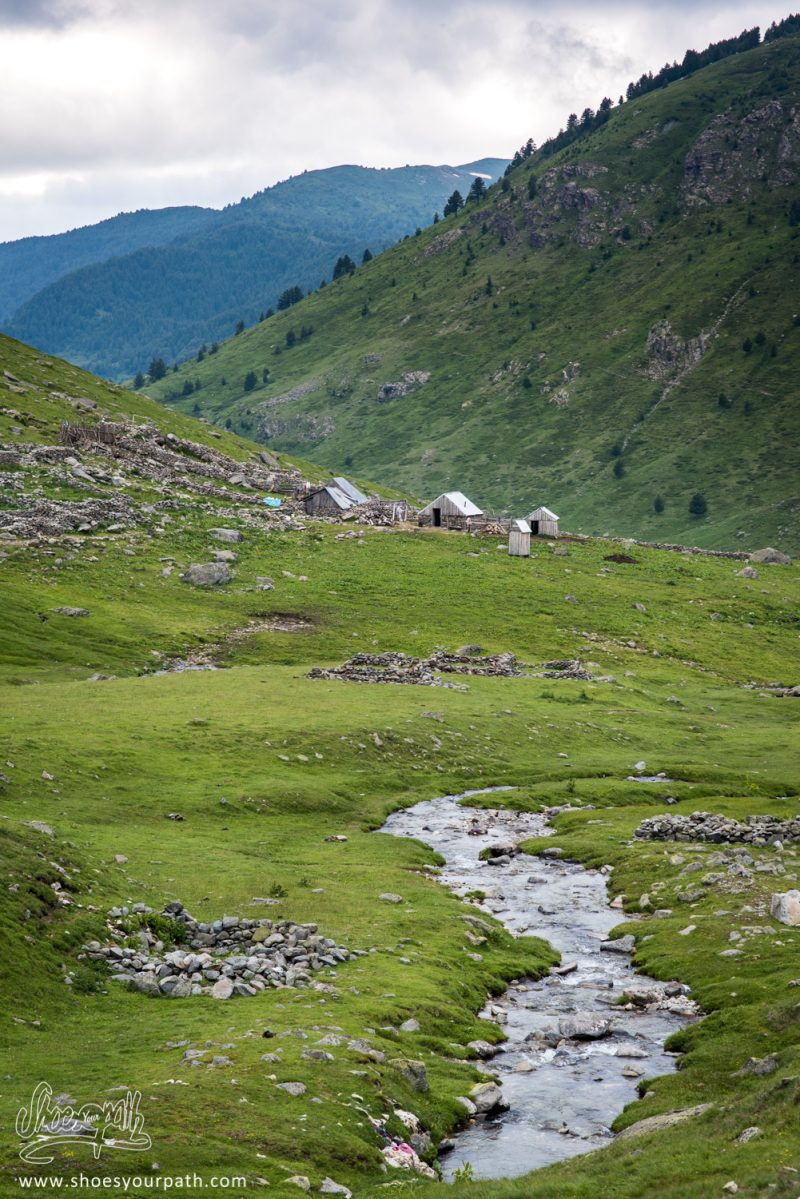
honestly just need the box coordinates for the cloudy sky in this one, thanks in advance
[0,0,782,241]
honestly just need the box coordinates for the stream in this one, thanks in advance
[382,789,696,1181]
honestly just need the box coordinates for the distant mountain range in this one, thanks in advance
[0,160,507,379]
[147,26,800,553]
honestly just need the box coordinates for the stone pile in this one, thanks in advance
[81,900,355,998]
[635,811,800,846]
[533,658,594,680]
[308,650,525,686]
[0,495,137,538]
[426,650,522,676]
[309,652,448,687]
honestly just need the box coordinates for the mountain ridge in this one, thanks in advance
[146,33,800,553]
[1,159,508,379]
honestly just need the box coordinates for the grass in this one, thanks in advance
[147,35,800,553]
[1,509,799,1197]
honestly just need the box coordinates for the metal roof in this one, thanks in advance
[527,506,559,521]
[421,491,483,517]
[313,484,355,510]
[511,519,531,533]
[332,476,368,504]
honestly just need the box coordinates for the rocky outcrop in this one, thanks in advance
[646,320,711,380]
[376,372,431,403]
[684,101,798,205]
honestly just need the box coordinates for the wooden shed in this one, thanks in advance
[304,478,365,516]
[418,491,483,529]
[526,506,559,537]
[508,518,531,557]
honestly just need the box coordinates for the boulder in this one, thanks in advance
[600,935,635,954]
[53,606,90,617]
[182,562,232,587]
[390,1058,428,1092]
[277,1081,306,1097]
[558,1014,613,1040]
[736,567,759,579]
[749,547,791,565]
[617,1103,713,1140]
[470,1081,508,1114]
[771,890,800,926]
[319,1181,351,1197]
[211,977,234,1000]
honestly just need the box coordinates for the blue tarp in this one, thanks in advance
[262,497,282,509]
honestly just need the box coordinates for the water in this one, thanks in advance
[381,790,696,1180]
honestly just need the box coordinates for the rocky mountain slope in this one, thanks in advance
[1,160,507,380]
[148,33,800,553]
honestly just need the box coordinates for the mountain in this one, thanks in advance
[1,160,508,380]
[147,30,800,554]
[0,206,216,321]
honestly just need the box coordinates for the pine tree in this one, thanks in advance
[443,190,464,217]
[468,177,487,203]
[689,492,707,517]
[133,371,144,389]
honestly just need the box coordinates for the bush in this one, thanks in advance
[689,492,707,517]
[243,371,257,392]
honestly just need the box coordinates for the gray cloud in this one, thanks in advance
[0,0,782,240]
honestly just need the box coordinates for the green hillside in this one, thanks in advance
[1,330,799,1198]
[2,161,507,380]
[148,34,800,553]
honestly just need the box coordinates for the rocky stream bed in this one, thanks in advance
[382,790,699,1181]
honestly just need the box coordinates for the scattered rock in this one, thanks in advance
[277,1082,307,1097]
[182,562,232,587]
[735,1126,762,1144]
[209,528,242,543]
[734,1054,778,1077]
[736,567,759,579]
[470,1081,508,1113]
[390,1058,428,1092]
[771,890,800,926]
[319,1180,351,1197]
[616,1103,713,1140]
[558,1014,613,1040]
[379,893,404,904]
[52,606,89,617]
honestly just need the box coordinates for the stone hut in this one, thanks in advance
[508,518,531,557]
[418,491,483,529]
[526,506,559,537]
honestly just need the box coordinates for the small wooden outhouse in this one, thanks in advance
[526,506,559,537]
[418,491,483,529]
[508,519,531,557]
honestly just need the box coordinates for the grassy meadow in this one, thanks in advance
[1,508,798,1198]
